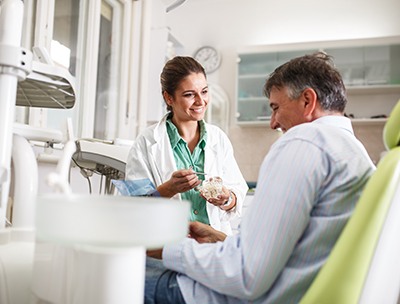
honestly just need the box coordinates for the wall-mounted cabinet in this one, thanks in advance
[236,37,400,126]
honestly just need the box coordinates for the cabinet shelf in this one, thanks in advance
[236,120,271,127]
[347,84,400,95]
[238,96,266,101]
[351,118,387,125]
[236,117,387,128]
[236,37,400,124]
[238,74,267,79]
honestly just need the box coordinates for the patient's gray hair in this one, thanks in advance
[264,52,347,113]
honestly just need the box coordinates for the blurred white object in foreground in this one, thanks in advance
[31,194,189,304]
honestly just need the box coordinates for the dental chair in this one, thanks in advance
[300,99,400,304]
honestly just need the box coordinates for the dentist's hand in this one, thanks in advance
[200,186,236,211]
[157,169,202,198]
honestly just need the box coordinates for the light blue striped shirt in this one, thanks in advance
[163,116,376,303]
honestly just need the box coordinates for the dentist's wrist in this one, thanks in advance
[220,191,235,211]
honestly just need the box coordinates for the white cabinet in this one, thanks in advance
[236,37,400,125]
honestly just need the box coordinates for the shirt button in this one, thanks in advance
[193,209,199,215]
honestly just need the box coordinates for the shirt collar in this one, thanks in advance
[166,118,181,149]
[166,118,207,149]
[312,115,354,135]
[198,120,207,149]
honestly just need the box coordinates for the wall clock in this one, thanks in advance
[193,46,222,74]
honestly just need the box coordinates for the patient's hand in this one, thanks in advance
[146,223,227,259]
[188,221,227,243]
[147,248,163,259]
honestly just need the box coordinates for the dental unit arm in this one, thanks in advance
[0,0,32,229]
[71,138,133,194]
[0,0,76,229]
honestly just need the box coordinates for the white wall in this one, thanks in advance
[167,0,400,47]
[165,0,400,121]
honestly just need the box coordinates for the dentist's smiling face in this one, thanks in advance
[166,72,209,123]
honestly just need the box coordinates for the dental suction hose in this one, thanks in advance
[46,140,76,194]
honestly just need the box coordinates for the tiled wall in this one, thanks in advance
[229,125,280,182]
[353,122,386,163]
[229,122,385,182]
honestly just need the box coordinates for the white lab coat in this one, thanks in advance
[125,114,248,235]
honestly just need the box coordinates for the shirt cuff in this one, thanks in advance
[162,238,192,274]
[147,189,161,197]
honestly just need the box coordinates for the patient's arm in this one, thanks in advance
[147,248,163,259]
[146,222,226,259]
[188,221,227,243]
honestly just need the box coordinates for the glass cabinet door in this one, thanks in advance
[237,53,275,122]
[236,50,315,123]
[236,42,400,124]
[325,45,400,86]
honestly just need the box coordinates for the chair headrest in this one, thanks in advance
[384,100,400,150]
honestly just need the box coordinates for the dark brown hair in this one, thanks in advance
[160,56,206,112]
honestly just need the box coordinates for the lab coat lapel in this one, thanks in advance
[149,116,177,185]
[204,125,219,176]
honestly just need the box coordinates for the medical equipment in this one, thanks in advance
[0,0,76,228]
[72,138,133,194]
[0,0,31,229]
[16,59,76,109]
[31,137,189,304]
[166,0,187,12]
[0,1,189,303]
[192,171,207,176]
[0,1,77,302]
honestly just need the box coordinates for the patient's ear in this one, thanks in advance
[302,88,318,118]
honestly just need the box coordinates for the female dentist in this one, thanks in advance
[125,56,248,235]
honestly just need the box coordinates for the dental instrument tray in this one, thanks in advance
[16,60,76,109]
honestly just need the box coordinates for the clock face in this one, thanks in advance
[194,46,221,73]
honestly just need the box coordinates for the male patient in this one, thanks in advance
[144,52,376,303]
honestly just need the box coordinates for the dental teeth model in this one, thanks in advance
[198,177,223,200]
